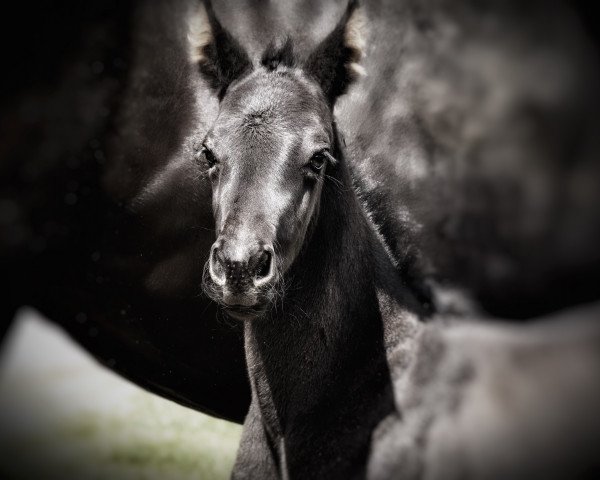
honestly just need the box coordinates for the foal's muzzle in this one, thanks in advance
[208,238,276,310]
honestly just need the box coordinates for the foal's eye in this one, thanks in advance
[307,151,327,174]
[201,145,218,168]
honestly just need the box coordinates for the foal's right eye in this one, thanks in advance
[306,151,328,175]
[201,145,218,168]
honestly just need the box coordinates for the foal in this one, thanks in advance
[194,2,421,477]
[193,1,600,479]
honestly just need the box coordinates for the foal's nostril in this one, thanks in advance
[209,244,226,286]
[256,250,272,279]
[253,246,275,286]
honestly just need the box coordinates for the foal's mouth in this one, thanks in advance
[223,304,267,321]
[202,260,277,321]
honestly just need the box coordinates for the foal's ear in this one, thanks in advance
[189,0,252,99]
[305,0,366,104]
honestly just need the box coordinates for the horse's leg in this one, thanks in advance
[231,400,279,480]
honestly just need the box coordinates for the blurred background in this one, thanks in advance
[0,311,241,480]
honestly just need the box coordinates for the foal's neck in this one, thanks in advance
[245,143,421,425]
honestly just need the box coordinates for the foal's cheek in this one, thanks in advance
[209,170,226,224]
[297,192,311,228]
[211,189,223,226]
[288,188,317,247]
[299,180,322,224]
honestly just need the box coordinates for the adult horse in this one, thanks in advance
[1,0,600,427]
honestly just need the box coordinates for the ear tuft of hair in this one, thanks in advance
[261,37,296,71]
[344,2,367,77]
[188,0,252,99]
[188,2,212,64]
[306,0,367,104]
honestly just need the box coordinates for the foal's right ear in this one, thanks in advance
[189,0,252,99]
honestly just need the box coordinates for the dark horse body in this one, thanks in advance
[2,0,600,429]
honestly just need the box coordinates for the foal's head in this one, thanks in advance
[193,0,365,320]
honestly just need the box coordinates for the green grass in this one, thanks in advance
[0,394,242,480]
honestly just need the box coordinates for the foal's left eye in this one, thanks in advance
[201,145,218,168]
[307,151,327,174]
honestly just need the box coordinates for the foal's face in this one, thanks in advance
[193,0,364,319]
[202,70,334,319]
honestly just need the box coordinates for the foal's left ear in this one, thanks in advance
[305,0,366,104]
[189,0,252,99]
